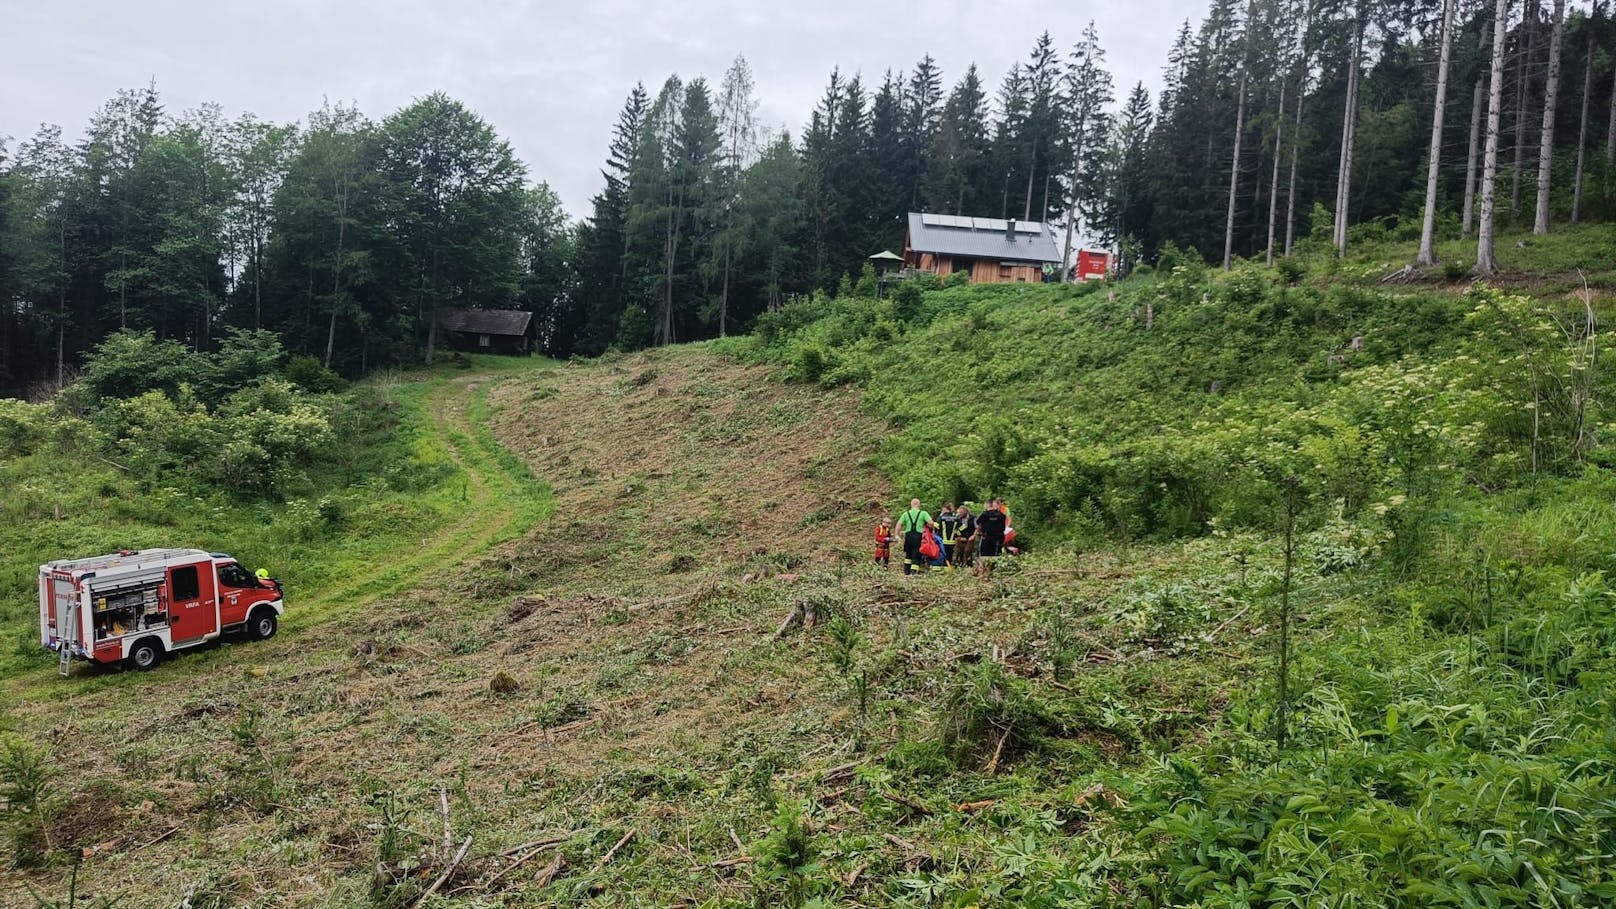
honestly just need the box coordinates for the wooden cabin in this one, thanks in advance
[902,213,1061,284]
[437,309,537,355]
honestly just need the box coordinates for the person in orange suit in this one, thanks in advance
[873,519,893,568]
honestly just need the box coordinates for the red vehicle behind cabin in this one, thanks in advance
[1074,249,1111,282]
[39,548,285,674]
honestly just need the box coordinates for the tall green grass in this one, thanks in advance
[714,244,1616,906]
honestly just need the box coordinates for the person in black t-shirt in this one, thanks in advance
[976,499,1008,558]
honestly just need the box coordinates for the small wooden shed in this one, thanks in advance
[902,213,1062,284]
[437,309,536,355]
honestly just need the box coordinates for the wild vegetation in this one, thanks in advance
[2,222,1613,905]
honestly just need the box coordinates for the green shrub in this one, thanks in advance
[754,295,831,345]
[80,329,212,403]
[283,354,345,392]
[1109,580,1215,645]
[208,328,285,400]
[0,399,46,457]
[1155,240,1206,274]
[891,281,924,323]
[0,737,50,866]
[938,661,1057,768]
[787,344,833,383]
[752,801,824,904]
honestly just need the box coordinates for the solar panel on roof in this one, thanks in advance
[913,212,1050,239]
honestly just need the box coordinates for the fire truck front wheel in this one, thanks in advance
[247,608,278,641]
[125,638,163,671]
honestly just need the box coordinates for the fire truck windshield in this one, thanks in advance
[218,563,257,589]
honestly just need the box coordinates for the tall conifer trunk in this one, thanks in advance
[325,183,349,369]
[1224,70,1248,270]
[56,294,65,390]
[1419,0,1457,266]
[1510,0,1538,221]
[1285,84,1304,255]
[719,241,731,337]
[1478,0,1512,275]
[1060,125,1086,283]
[1334,13,1363,256]
[1532,0,1565,235]
[1023,142,1037,222]
[1266,78,1286,266]
[1571,47,1593,222]
[1462,68,1486,236]
[1607,59,1616,163]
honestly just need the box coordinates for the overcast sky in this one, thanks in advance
[3,0,1199,218]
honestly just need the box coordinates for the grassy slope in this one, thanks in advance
[1329,221,1616,290]
[4,227,1616,907]
[0,356,556,671]
[1,349,912,906]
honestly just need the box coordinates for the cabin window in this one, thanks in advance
[478,334,491,348]
[999,264,1014,279]
[218,564,254,590]
[171,566,200,601]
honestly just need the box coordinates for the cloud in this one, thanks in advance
[1,0,1192,217]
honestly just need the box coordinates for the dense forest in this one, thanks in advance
[2,0,1614,393]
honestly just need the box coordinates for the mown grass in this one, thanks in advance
[0,354,556,691]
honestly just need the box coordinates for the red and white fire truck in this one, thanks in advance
[39,548,285,674]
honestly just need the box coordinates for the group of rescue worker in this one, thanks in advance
[875,497,1015,574]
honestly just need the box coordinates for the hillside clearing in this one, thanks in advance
[5,263,1616,907]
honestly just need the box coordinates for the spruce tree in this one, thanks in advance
[571,84,649,355]
[921,66,990,215]
[1059,22,1115,275]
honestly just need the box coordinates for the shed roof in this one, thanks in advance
[905,212,1062,263]
[438,309,534,337]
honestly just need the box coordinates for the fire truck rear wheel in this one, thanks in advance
[248,609,278,641]
[125,639,163,671]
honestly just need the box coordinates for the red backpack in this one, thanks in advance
[919,529,941,560]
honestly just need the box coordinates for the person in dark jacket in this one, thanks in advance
[976,499,1008,558]
[951,504,978,568]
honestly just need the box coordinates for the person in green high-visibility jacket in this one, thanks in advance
[255,567,282,594]
[895,498,933,575]
[936,502,961,570]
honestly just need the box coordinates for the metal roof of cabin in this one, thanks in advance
[437,309,534,337]
[906,212,1062,263]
